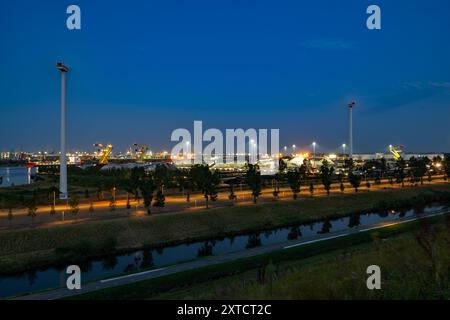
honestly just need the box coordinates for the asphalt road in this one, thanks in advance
[14,209,448,300]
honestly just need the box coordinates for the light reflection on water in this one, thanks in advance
[0,167,37,188]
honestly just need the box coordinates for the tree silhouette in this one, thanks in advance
[309,182,314,196]
[318,220,332,234]
[245,163,262,204]
[7,207,13,228]
[68,196,80,214]
[197,242,214,257]
[287,227,302,240]
[409,156,429,185]
[47,185,59,205]
[190,164,220,209]
[246,233,262,248]
[443,155,450,181]
[140,251,154,269]
[27,197,37,225]
[139,173,156,215]
[395,157,407,187]
[320,159,334,196]
[228,182,237,201]
[348,213,361,228]
[174,168,192,202]
[348,171,361,192]
[89,202,94,215]
[154,164,170,193]
[153,190,165,208]
[287,167,302,199]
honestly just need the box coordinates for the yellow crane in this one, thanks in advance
[389,145,404,161]
[94,143,113,165]
[133,143,149,162]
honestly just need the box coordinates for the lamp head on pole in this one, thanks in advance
[56,62,69,72]
[348,101,355,109]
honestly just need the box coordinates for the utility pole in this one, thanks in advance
[57,62,69,200]
[348,102,355,159]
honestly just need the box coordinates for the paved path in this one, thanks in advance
[2,177,446,230]
[14,209,448,300]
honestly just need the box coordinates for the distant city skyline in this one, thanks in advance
[1,0,450,153]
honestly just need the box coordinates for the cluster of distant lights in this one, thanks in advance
[18,143,382,159]
[282,142,347,152]
[4,143,444,166]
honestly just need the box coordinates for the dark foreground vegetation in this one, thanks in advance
[0,184,449,275]
[71,214,450,300]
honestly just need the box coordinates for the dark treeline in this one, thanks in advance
[1,155,450,213]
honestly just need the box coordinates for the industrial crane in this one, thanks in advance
[389,145,404,161]
[94,143,113,165]
[133,143,149,163]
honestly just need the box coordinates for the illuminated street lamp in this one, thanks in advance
[56,62,69,200]
[292,144,296,154]
[342,143,346,158]
[348,102,356,159]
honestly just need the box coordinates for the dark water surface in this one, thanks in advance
[0,167,37,188]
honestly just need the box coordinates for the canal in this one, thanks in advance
[0,204,447,298]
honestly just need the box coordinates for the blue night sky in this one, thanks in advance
[1,0,450,153]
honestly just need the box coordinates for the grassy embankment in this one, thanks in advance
[0,184,449,275]
[0,176,99,209]
[71,214,450,300]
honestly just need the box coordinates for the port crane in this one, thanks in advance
[389,145,404,161]
[133,143,149,162]
[94,143,113,165]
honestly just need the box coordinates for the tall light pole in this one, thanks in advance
[312,142,316,159]
[342,143,346,159]
[57,62,69,200]
[292,144,296,154]
[348,102,355,159]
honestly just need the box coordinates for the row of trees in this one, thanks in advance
[55,154,450,208]
[2,155,449,222]
[126,164,221,214]
[270,155,450,201]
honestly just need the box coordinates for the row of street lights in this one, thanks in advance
[283,142,347,159]
[282,102,356,160]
